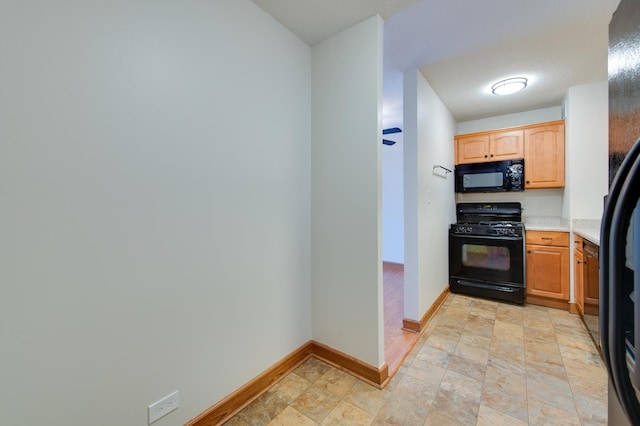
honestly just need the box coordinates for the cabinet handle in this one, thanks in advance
[484,154,488,158]
[490,154,494,157]
[541,237,553,240]
[527,250,532,254]
[526,180,530,184]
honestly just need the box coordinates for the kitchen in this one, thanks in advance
[380,0,617,424]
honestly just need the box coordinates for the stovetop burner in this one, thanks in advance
[477,221,523,227]
[455,202,522,224]
[452,202,524,237]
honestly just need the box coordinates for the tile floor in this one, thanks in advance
[223,293,607,425]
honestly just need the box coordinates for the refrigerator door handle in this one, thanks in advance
[601,141,640,402]
[605,138,640,422]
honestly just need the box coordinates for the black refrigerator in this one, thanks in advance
[601,0,640,424]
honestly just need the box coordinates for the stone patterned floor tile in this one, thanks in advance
[423,333,459,354]
[405,356,447,385]
[487,349,525,375]
[236,389,288,426]
[376,393,429,426]
[484,364,527,395]
[495,304,524,325]
[476,404,527,426]
[563,358,608,382]
[320,400,374,426]
[292,357,333,382]
[454,337,490,365]
[524,335,561,355]
[572,391,608,426]
[429,387,480,425]
[415,344,452,368]
[525,348,567,380]
[528,397,581,425]
[291,385,342,423]
[424,410,468,426]
[343,381,391,416]
[526,372,577,413]
[493,319,524,339]
[314,368,358,398]
[223,415,252,426]
[446,354,487,382]
[438,369,483,403]
[391,373,439,408]
[481,379,528,422]
[559,344,603,365]
[267,406,316,426]
[270,372,312,403]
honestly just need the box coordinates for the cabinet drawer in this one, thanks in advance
[526,231,569,247]
[574,235,583,251]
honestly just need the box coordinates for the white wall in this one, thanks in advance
[0,2,312,425]
[458,190,565,217]
[457,106,563,134]
[404,70,456,321]
[564,80,609,219]
[311,17,385,367]
[382,133,405,263]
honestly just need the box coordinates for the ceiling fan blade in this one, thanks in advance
[382,139,396,146]
[383,127,402,135]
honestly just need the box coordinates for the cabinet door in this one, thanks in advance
[574,248,584,314]
[583,243,600,313]
[524,123,565,188]
[456,135,489,164]
[489,130,524,161]
[526,244,570,300]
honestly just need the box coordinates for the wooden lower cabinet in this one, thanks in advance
[573,235,600,315]
[526,231,570,309]
[574,243,585,314]
[582,239,600,315]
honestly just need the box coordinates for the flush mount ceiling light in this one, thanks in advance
[491,77,528,95]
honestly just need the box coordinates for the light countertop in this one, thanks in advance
[573,219,601,245]
[522,216,601,245]
[523,216,570,232]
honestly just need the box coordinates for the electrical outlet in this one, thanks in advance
[148,391,179,424]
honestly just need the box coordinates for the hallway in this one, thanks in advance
[224,293,607,425]
[382,262,420,375]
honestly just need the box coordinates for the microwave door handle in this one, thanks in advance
[608,140,640,422]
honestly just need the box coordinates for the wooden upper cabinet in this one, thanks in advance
[524,122,565,189]
[456,134,490,164]
[455,130,523,164]
[454,121,565,190]
[490,130,524,161]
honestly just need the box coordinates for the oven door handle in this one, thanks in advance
[449,234,523,241]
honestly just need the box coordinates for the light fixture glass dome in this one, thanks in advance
[491,77,528,95]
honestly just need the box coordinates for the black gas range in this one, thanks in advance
[449,202,526,304]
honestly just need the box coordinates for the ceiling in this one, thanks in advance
[252,0,620,126]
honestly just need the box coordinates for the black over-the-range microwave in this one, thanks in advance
[454,159,524,193]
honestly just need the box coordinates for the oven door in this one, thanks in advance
[449,232,525,303]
